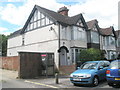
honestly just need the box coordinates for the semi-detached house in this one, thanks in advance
[87,20,117,60]
[115,30,120,55]
[7,5,88,69]
[99,26,116,59]
[7,5,118,77]
[86,19,100,49]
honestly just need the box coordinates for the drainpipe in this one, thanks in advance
[58,23,60,70]
[55,23,60,84]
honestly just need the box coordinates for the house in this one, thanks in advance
[7,5,88,70]
[99,26,116,59]
[118,1,120,29]
[115,30,120,55]
[86,19,100,49]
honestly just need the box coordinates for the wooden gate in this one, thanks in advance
[18,52,54,79]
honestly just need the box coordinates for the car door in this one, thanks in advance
[98,62,106,80]
[109,61,120,77]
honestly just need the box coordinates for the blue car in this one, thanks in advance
[106,60,120,86]
[70,61,110,86]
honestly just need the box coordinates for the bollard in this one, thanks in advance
[55,73,59,84]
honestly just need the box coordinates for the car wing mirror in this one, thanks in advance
[98,66,104,70]
[77,67,80,69]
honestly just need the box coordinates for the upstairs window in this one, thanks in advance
[105,36,115,46]
[91,31,99,43]
[73,26,86,41]
[110,36,115,45]
[117,39,120,47]
[61,26,67,39]
[105,37,109,46]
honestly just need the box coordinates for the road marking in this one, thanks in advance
[24,80,59,88]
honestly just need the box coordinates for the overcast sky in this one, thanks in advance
[0,0,119,35]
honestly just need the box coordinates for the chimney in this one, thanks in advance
[57,6,69,16]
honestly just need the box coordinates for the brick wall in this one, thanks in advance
[0,56,19,71]
[59,65,76,75]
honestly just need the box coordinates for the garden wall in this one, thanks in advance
[0,56,19,71]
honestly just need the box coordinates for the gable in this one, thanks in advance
[92,24,98,32]
[21,6,56,33]
[76,20,84,27]
[24,9,54,32]
[72,14,88,30]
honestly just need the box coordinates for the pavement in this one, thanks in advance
[0,69,18,79]
[0,69,74,88]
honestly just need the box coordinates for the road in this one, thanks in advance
[0,69,120,89]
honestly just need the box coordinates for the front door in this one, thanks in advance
[60,49,67,65]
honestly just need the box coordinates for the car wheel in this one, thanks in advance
[73,83,78,86]
[92,76,99,86]
[108,83,113,86]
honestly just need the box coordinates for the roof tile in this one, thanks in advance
[99,27,113,36]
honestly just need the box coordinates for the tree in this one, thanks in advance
[79,48,102,62]
[0,34,8,56]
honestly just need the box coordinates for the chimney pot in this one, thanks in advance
[57,6,69,16]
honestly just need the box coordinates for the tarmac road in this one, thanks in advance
[0,69,120,89]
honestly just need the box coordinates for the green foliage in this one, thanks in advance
[79,48,102,61]
[0,34,8,56]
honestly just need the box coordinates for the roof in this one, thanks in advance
[87,19,98,30]
[36,5,86,26]
[8,29,22,38]
[115,30,120,38]
[22,5,87,32]
[99,26,115,36]
[9,5,88,38]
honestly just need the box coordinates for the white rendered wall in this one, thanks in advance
[7,24,59,67]
[7,35,22,48]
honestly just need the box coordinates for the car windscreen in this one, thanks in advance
[110,61,120,69]
[80,62,98,69]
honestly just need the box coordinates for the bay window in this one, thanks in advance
[91,31,99,43]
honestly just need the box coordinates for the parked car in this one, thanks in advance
[106,60,120,87]
[70,61,110,86]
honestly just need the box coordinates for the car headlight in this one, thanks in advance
[70,74,73,77]
[84,74,91,78]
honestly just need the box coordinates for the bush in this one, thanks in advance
[79,48,102,62]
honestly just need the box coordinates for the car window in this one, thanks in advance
[104,61,110,67]
[98,62,110,68]
[98,62,104,67]
[80,62,98,69]
[110,61,120,69]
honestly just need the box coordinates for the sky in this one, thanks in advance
[0,0,119,35]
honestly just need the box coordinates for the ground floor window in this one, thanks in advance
[71,48,86,64]
[107,51,116,60]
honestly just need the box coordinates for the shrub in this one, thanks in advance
[79,48,102,62]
